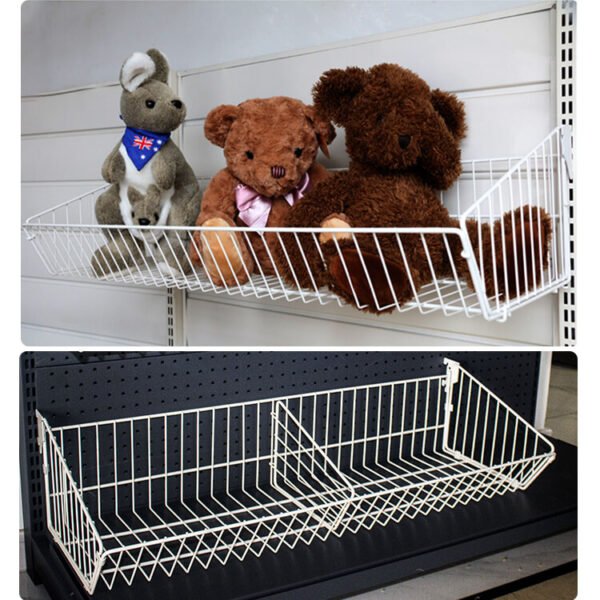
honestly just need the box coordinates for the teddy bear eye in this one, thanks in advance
[375,114,384,124]
[294,148,303,158]
[245,151,254,160]
[154,212,160,220]
[131,211,135,218]
[145,99,156,109]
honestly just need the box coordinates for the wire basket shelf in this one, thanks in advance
[37,360,554,594]
[23,127,572,321]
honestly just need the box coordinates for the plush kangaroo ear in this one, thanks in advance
[204,104,240,148]
[146,48,170,84]
[303,105,336,158]
[431,89,467,141]
[312,67,367,126]
[120,51,156,92]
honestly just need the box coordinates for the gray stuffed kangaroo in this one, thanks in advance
[92,48,200,277]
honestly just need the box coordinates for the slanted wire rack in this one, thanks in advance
[23,126,572,321]
[37,359,555,594]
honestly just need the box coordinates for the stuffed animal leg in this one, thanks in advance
[460,206,553,301]
[189,171,255,287]
[92,183,144,277]
[317,205,552,313]
[91,235,144,277]
[190,216,255,287]
[273,171,354,291]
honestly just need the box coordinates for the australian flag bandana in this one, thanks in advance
[121,126,170,171]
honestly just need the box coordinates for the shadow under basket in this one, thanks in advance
[36,359,555,594]
[23,127,572,322]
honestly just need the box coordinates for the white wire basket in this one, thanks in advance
[23,126,572,321]
[36,401,355,593]
[278,359,555,536]
[37,360,554,594]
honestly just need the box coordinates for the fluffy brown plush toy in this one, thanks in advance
[189,96,335,286]
[279,64,552,312]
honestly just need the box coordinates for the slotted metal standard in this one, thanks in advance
[23,127,572,322]
[37,360,555,594]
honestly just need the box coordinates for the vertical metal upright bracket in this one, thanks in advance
[556,0,576,346]
[167,288,187,346]
[165,70,189,347]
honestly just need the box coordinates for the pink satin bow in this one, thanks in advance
[235,173,310,228]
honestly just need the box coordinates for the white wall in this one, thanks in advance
[22,0,535,95]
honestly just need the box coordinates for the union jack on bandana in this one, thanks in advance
[121,126,171,171]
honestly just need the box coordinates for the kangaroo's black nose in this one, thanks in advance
[399,135,412,149]
[138,218,150,226]
[271,165,286,179]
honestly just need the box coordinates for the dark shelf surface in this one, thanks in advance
[30,438,576,600]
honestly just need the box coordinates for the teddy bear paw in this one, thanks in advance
[319,215,353,245]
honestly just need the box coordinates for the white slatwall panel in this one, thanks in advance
[181,6,559,346]
[21,84,121,135]
[21,87,170,346]
[179,10,551,116]
[21,278,168,345]
[21,4,560,346]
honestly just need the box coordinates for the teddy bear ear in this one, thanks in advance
[303,105,337,158]
[146,49,170,84]
[120,51,156,92]
[415,89,466,189]
[312,67,367,126]
[430,89,467,141]
[204,104,240,148]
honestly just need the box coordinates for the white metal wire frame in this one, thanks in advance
[278,359,555,536]
[37,360,554,593]
[23,127,572,321]
[37,401,354,593]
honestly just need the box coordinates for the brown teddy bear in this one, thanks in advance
[189,96,335,286]
[278,64,552,313]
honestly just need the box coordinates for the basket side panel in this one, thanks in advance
[443,367,555,489]
[38,416,105,593]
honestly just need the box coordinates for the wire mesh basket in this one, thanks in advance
[23,127,572,321]
[37,360,555,593]
[36,401,354,593]
[24,128,573,322]
[278,359,555,536]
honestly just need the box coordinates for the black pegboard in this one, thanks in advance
[31,351,541,427]
[21,351,544,596]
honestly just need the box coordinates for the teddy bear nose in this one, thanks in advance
[171,99,183,109]
[271,165,286,179]
[399,135,412,149]
[138,218,151,226]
